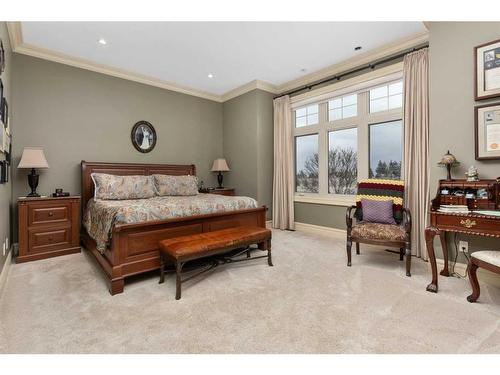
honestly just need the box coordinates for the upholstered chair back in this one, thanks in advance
[354,179,405,224]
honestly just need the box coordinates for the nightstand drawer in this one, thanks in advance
[28,226,72,254]
[29,203,71,226]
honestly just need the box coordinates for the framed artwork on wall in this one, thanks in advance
[131,120,157,153]
[475,102,500,160]
[0,40,5,74]
[475,38,500,100]
[0,125,4,153]
[0,79,3,124]
[1,98,7,126]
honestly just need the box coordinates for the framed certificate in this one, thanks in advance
[475,102,500,160]
[475,39,500,100]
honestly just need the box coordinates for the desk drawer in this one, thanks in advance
[433,214,499,234]
[29,203,71,226]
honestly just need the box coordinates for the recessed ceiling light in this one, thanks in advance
[208,73,214,78]
[300,68,307,73]
[98,38,107,45]
[354,46,362,51]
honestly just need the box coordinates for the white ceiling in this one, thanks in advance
[20,22,426,96]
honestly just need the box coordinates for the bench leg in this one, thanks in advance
[266,240,273,266]
[159,254,165,284]
[175,261,184,300]
[467,262,480,303]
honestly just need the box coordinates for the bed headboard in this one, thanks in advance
[81,161,196,208]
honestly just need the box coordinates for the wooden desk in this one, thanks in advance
[425,211,500,293]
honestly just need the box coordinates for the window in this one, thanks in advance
[328,128,357,194]
[295,134,319,193]
[292,71,403,203]
[369,81,403,113]
[328,94,357,121]
[295,104,319,127]
[369,120,402,180]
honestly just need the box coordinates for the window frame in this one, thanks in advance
[292,69,404,206]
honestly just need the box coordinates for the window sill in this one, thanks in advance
[294,194,356,207]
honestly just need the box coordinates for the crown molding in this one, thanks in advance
[221,79,278,102]
[275,31,429,95]
[6,22,428,103]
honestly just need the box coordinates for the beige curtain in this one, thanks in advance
[272,95,295,230]
[403,48,430,260]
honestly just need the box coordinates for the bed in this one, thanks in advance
[81,161,267,295]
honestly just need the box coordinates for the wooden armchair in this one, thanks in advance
[345,179,412,276]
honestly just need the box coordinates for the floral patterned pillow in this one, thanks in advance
[153,174,199,196]
[91,173,156,200]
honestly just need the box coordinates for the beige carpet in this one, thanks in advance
[1,229,499,354]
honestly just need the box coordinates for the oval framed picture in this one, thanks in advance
[131,121,157,153]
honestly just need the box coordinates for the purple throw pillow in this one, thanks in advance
[361,199,396,224]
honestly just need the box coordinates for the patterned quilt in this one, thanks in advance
[83,194,258,252]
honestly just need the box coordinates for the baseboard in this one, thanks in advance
[436,258,500,288]
[294,222,346,237]
[0,247,13,301]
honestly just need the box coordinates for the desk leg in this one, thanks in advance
[439,231,450,277]
[425,226,439,293]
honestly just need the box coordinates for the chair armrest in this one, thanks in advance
[346,205,357,228]
[402,207,412,233]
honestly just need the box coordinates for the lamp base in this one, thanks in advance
[217,172,224,189]
[27,168,40,197]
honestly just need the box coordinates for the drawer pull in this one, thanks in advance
[460,219,477,229]
[48,212,54,217]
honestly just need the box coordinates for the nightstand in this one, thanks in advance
[17,196,81,263]
[206,188,235,196]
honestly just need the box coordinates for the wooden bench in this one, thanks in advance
[158,226,272,300]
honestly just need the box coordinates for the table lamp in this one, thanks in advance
[211,158,230,188]
[17,147,49,197]
[437,150,459,181]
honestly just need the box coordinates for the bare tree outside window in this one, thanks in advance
[329,128,358,194]
[295,134,319,193]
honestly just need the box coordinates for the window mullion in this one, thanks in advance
[318,103,328,195]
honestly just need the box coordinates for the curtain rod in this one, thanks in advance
[273,44,429,100]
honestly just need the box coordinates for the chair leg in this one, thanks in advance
[347,238,352,267]
[355,242,360,255]
[405,244,411,277]
[467,262,480,303]
[399,247,404,261]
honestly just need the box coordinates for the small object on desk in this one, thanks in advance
[437,150,460,181]
[52,188,70,197]
[465,165,479,181]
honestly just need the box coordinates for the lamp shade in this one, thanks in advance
[211,158,230,172]
[17,147,50,169]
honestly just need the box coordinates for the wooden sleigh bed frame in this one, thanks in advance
[81,161,267,295]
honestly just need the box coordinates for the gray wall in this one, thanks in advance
[0,23,13,274]
[222,89,274,219]
[12,54,224,239]
[428,22,500,259]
